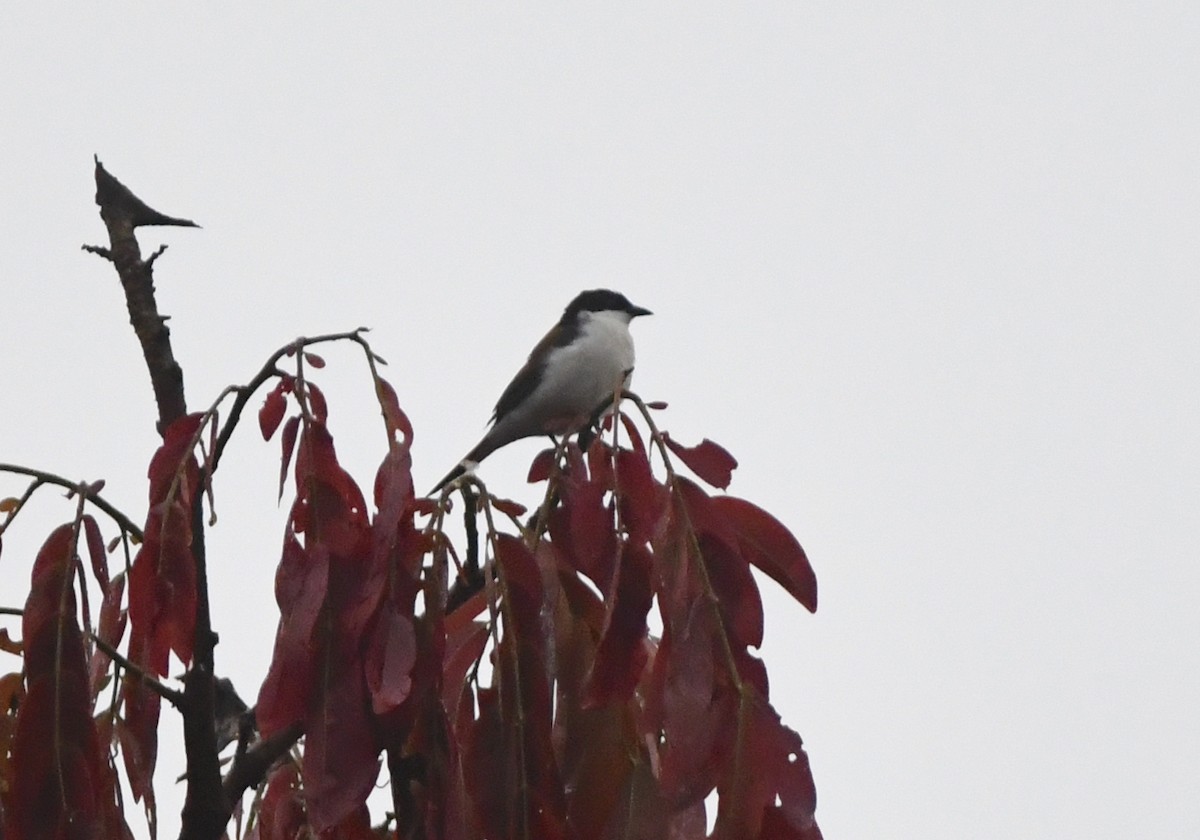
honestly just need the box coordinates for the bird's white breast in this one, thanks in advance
[529,309,636,428]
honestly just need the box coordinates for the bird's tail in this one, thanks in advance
[428,436,501,495]
[430,462,468,495]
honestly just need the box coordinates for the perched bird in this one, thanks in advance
[431,289,652,493]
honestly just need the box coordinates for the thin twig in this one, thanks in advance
[0,464,143,541]
[91,633,185,708]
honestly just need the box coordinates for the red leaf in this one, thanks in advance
[665,477,758,649]
[82,514,109,593]
[259,380,289,441]
[597,758,706,840]
[278,415,300,501]
[254,763,306,840]
[584,542,653,707]
[302,639,381,832]
[374,376,413,446]
[10,524,109,840]
[699,532,764,650]
[711,497,817,613]
[586,439,615,489]
[90,570,127,701]
[304,351,326,368]
[117,678,159,821]
[618,410,648,455]
[411,496,438,516]
[643,601,732,806]
[256,538,328,735]
[662,433,738,490]
[713,693,819,840]
[646,400,669,410]
[441,619,489,715]
[291,422,369,556]
[372,447,414,535]
[306,380,329,422]
[615,447,668,545]
[366,604,416,714]
[488,536,568,835]
[491,496,528,518]
[129,413,202,668]
[558,464,617,590]
[527,447,556,483]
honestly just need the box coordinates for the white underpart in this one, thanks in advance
[489,308,636,447]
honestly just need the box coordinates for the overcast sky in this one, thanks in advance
[2,5,1198,838]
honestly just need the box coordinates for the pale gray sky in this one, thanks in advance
[2,5,1198,838]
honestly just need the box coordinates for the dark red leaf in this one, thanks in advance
[411,496,438,516]
[304,351,326,368]
[278,415,300,501]
[527,447,556,483]
[711,497,817,613]
[117,678,159,823]
[491,496,528,518]
[302,638,381,832]
[558,702,635,836]
[597,758,705,840]
[372,447,414,536]
[713,693,819,840]
[441,619,489,715]
[646,400,669,410]
[259,380,289,441]
[129,412,202,668]
[291,422,369,556]
[82,513,109,593]
[584,542,653,707]
[90,570,127,701]
[366,604,416,714]
[559,465,617,590]
[615,447,668,545]
[254,763,306,840]
[464,687,513,838]
[322,805,379,840]
[489,536,568,835]
[662,433,738,490]
[586,439,615,488]
[374,376,413,447]
[699,532,764,650]
[256,538,328,735]
[307,380,329,422]
[642,601,732,807]
[617,410,647,454]
[10,524,109,840]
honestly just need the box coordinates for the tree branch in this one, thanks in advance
[86,156,196,434]
[87,159,224,840]
[0,463,144,540]
[91,633,185,708]
[221,723,303,806]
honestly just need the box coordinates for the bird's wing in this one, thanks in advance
[490,320,578,423]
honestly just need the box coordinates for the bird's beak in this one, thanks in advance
[631,305,653,318]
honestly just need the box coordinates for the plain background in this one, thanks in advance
[2,5,1198,838]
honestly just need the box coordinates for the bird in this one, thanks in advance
[431,289,652,493]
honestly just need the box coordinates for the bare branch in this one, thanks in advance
[221,723,303,806]
[0,463,143,540]
[91,633,185,708]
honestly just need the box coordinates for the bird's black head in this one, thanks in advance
[561,289,653,323]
